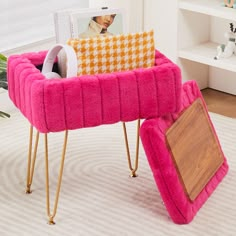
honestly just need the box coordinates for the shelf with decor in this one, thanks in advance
[178,42,236,73]
[178,0,236,94]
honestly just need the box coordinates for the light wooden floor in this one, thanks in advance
[201,88,236,118]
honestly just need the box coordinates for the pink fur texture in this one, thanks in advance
[7,50,182,133]
[140,80,229,224]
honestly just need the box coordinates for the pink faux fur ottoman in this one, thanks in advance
[7,49,183,224]
[7,50,182,133]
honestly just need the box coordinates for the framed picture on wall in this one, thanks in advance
[54,7,127,44]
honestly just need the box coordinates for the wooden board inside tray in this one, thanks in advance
[166,98,224,201]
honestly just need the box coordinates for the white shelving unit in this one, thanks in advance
[178,0,236,94]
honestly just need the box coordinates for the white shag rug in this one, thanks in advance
[0,104,235,236]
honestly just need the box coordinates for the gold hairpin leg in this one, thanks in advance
[122,119,141,177]
[44,130,68,225]
[26,125,40,194]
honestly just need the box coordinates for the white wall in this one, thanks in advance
[1,0,89,54]
[144,0,178,62]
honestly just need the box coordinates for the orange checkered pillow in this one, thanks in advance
[67,30,155,76]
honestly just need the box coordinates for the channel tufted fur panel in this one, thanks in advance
[7,50,182,133]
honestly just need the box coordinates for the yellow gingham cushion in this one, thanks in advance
[67,30,155,76]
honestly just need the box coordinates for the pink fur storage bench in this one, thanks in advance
[7,50,182,133]
[7,49,182,224]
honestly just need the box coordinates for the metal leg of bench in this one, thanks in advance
[44,130,68,225]
[122,119,140,177]
[26,125,40,194]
